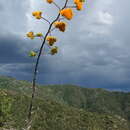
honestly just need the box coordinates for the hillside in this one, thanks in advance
[0,75,130,129]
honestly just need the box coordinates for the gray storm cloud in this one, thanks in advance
[0,0,130,91]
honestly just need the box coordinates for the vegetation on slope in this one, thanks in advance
[0,89,129,130]
[0,75,130,129]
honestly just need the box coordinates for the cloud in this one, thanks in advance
[98,11,113,25]
[0,33,32,63]
[0,0,29,36]
[0,0,130,91]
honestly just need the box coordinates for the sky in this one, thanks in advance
[0,0,130,91]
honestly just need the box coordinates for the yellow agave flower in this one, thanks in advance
[26,32,35,39]
[29,51,37,57]
[60,8,74,20]
[46,36,57,46]
[74,0,83,10]
[46,0,53,4]
[36,33,43,37]
[32,11,42,19]
[54,21,67,32]
[50,46,58,55]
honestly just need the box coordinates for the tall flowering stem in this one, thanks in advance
[27,0,69,120]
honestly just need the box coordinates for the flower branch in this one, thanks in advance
[27,0,69,121]
[25,0,85,129]
[52,1,61,10]
[41,17,51,25]
[66,6,77,8]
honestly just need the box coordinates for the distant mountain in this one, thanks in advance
[0,75,130,130]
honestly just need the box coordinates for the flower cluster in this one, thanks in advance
[26,32,35,39]
[26,0,85,57]
[54,21,67,32]
[26,32,43,39]
[46,0,53,4]
[74,0,84,10]
[28,51,37,57]
[60,8,74,20]
[32,11,42,19]
[50,46,58,55]
[46,36,58,55]
[36,33,43,37]
[46,36,57,46]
